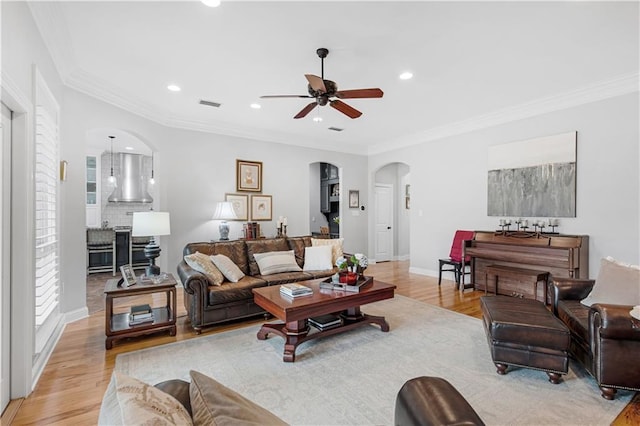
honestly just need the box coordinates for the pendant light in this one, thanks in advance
[149,151,155,185]
[108,136,116,184]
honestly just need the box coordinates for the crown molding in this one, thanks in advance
[66,68,167,124]
[27,1,76,82]
[368,72,640,155]
[1,71,33,111]
[67,68,363,154]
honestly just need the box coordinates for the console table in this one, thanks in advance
[104,273,177,349]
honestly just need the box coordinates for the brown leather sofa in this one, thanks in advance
[177,236,337,333]
[552,277,640,399]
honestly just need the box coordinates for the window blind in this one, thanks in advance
[34,105,59,354]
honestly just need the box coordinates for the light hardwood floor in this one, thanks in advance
[3,261,638,425]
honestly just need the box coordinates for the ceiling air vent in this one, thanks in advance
[328,127,344,132]
[199,99,221,108]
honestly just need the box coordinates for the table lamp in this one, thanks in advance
[132,211,171,276]
[212,201,238,240]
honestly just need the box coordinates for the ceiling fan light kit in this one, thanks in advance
[261,47,383,120]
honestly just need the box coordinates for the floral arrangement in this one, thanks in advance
[335,253,368,273]
[332,217,340,225]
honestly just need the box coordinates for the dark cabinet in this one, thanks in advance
[321,181,330,213]
[319,163,340,231]
[115,231,130,268]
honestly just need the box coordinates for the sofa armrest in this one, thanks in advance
[552,278,595,315]
[177,260,209,296]
[590,303,640,341]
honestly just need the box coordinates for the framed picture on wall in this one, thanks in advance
[251,195,272,221]
[349,190,359,208]
[236,159,262,192]
[225,193,249,221]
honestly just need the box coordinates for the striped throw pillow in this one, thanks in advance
[253,250,302,276]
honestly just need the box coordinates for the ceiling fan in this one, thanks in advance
[260,48,384,119]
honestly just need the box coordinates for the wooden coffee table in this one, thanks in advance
[252,278,396,362]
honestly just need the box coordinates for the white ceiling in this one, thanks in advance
[30,1,639,154]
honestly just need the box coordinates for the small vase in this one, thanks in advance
[346,272,358,284]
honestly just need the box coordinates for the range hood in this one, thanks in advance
[108,153,153,203]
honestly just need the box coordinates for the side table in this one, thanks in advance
[104,273,177,349]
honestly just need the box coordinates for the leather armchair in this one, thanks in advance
[552,277,640,399]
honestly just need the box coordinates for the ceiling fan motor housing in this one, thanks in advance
[307,79,338,99]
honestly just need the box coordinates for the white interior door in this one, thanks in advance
[1,102,12,413]
[374,184,393,262]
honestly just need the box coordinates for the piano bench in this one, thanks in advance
[485,265,550,304]
[480,296,570,384]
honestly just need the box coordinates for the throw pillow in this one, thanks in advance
[210,254,245,283]
[581,256,640,307]
[98,372,193,426]
[252,250,302,276]
[184,252,224,286]
[189,370,287,426]
[303,245,333,271]
[311,237,344,264]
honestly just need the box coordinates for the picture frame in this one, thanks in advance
[225,193,249,221]
[119,264,137,287]
[250,195,272,221]
[349,190,359,209]
[236,159,262,192]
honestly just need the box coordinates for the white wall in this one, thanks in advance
[369,93,640,278]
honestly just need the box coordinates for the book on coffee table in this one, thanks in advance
[279,283,313,297]
[308,314,342,331]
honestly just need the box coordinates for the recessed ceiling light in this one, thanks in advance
[201,0,221,7]
[125,146,134,151]
[313,116,323,123]
[167,84,181,92]
[399,72,413,80]
[250,103,261,109]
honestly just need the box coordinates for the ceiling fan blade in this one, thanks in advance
[330,100,362,119]
[305,74,327,93]
[335,88,384,99]
[294,102,318,119]
[260,95,313,99]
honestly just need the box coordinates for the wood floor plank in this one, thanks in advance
[2,261,636,425]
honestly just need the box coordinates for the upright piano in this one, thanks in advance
[465,231,589,301]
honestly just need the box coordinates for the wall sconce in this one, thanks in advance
[59,160,68,181]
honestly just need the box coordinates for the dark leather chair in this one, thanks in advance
[438,230,474,290]
[553,277,640,399]
[395,376,485,426]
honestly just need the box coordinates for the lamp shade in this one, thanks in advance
[212,202,238,221]
[132,211,171,237]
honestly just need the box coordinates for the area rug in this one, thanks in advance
[116,295,631,425]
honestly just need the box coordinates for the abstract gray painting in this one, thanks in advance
[487,132,576,217]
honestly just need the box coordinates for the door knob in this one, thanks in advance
[387,226,391,230]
